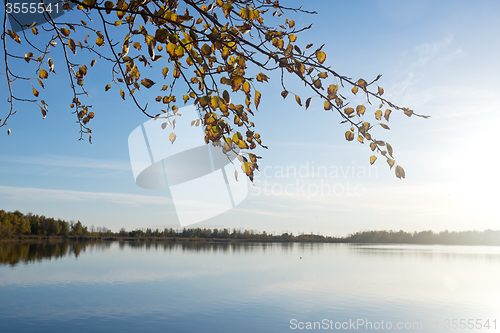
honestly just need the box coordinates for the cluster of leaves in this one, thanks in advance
[2,0,428,179]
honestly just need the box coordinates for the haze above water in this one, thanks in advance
[0,241,498,332]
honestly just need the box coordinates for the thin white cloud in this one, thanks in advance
[1,154,131,171]
[229,207,297,218]
[0,185,172,206]
[412,34,454,68]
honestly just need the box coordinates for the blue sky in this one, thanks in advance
[1,0,499,236]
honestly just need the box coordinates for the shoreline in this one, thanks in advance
[1,235,499,246]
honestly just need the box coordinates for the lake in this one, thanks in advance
[0,241,498,332]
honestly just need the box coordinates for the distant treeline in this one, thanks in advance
[1,209,499,245]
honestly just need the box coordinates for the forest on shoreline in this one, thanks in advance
[1,209,500,245]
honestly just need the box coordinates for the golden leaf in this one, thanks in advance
[141,78,155,88]
[357,79,367,87]
[387,158,395,169]
[39,69,48,79]
[242,81,251,94]
[96,37,105,47]
[316,51,326,64]
[305,97,312,110]
[395,165,405,179]
[68,39,76,54]
[169,133,176,144]
[344,107,354,116]
[241,162,254,176]
[256,73,269,82]
[210,96,219,110]
[345,131,354,141]
[356,105,366,116]
[384,109,392,121]
[174,45,184,58]
[386,143,393,158]
[295,95,302,106]
[60,28,70,37]
[328,84,338,95]
[255,91,261,110]
[370,155,377,165]
[162,67,169,79]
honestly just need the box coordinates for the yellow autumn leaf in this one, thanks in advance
[345,131,354,141]
[39,69,48,79]
[386,143,393,157]
[387,158,395,169]
[356,105,366,116]
[295,94,302,106]
[315,51,326,64]
[169,132,176,144]
[384,109,392,121]
[68,38,76,54]
[255,91,261,110]
[380,123,390,130]
[210,96,219,110]
[395,165,405,179]
[370,155,377,165]
[96,37,105,47]
[305,97,312,110]
[141,78,155,88]
[324,101,332,110]
[242,81,250,94]
[60,28,70,37]
[241,161,254,176]
[357,79,367,87]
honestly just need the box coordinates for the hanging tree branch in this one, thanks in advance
[1,0,429,179]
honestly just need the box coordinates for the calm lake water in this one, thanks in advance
[0,241,499,332]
